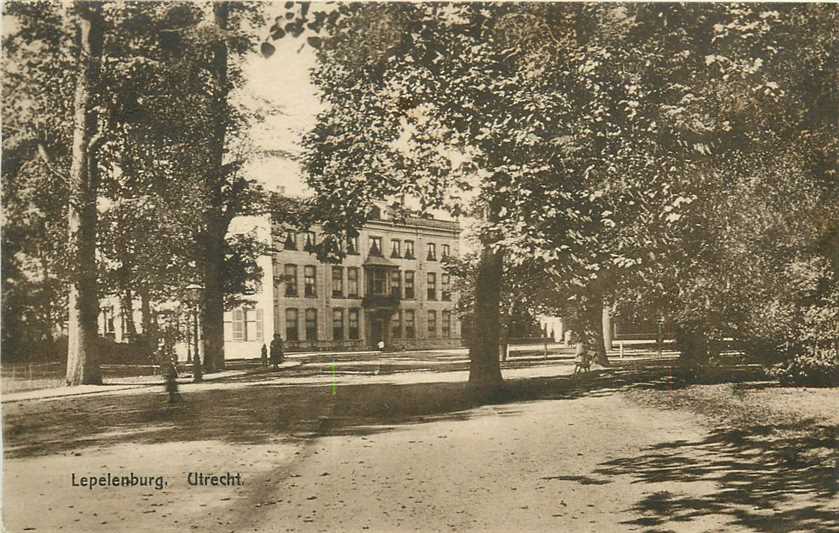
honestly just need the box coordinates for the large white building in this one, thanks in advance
[99,209,464,362]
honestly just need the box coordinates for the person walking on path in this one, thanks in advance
[260,343,268,367]
[270,334,284,369]
[165,361,183,403]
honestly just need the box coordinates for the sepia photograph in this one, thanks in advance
[2,1,838,531]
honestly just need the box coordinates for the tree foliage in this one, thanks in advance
[285,2,838,381]
[2,1,272,374]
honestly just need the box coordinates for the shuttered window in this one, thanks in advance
[232,309,244,341]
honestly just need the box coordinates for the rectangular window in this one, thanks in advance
[427,243,437,261]
[370,269,387,295]
[332,308,344,340]
[284,264,298,297]
[284,231,297,250]
[332,266,343,298]
[369,236,383,256]
[404,271,415,299]
[348,308,360,339]
[304,231,316,251]
[428,310,437,337]
[427,272,437,301]
[233,309,244,341]
[391,270,401,298]
[304,265,316,297]
[392,311,401,339]
[405,310,415,339]
[404,240,415,259]
[442,310,451,337]
[348,267,359,297]
[285,308,299,341]
[390,239,401,258]
[442,244,450,258]
[305,308,318,340]
[442,273,451,301]
[347,234,359,255]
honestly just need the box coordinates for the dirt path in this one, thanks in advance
[225,394,718,533]
[4,361,836,532]
[4,388,721,532]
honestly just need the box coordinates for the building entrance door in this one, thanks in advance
[370,318,384,348]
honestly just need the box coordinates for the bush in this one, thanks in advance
[768,348,839,387]
[96,336,155,364]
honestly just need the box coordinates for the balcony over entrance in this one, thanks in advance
[362,293,400,309]
[362,254,400,311]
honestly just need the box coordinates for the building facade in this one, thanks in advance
[98,212,463,360]
[270,210,463,352]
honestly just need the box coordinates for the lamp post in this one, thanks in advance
[185,283,203,383]
[186,319,192,364]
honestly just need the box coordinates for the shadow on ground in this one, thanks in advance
[597,420,838,532]
[5,359,837,531]
[4,359,677,459]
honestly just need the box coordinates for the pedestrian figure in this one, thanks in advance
[165,361,183,403]
[377,339,385,352]
[260,343,268,367]
[270,334,284,369]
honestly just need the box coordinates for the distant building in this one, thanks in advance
[267,208,463,352]
[100,209,465,361]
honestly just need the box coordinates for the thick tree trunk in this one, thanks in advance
[201,222,227,373]
[39,256,55,346]
[576,296,608,366]
[586,302,608,366]
[65,2,104,386]
[122,288,137,340]
[602,305,613,352]
[140,288,152,336]
[676,322,708,365]
[201,2,231,373]
[468,244,504,387]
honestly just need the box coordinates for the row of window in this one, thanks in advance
[282,231,450,261]
[370,237,450,261]
[285,308,360,341]
[390,310,453,339]
[282,265,451,301]
[284,308,454,341]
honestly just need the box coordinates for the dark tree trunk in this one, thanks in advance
[140,289,152,334]
[468,244,504,387]
[139,287,153,354]
[201,221,227,373]
[39,256,54,346]
[676,322,708,366]
[65,1,104,386]
[122,288,137,340]
[200,1,232,373]
[585,301,608,366]
[602,305,613,352]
